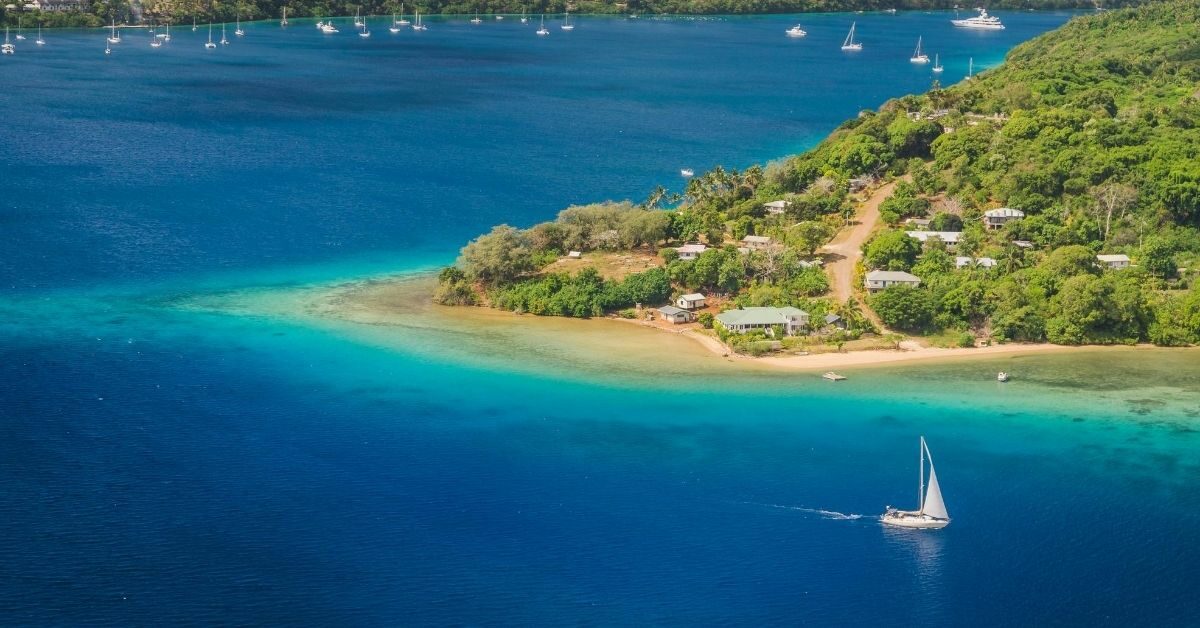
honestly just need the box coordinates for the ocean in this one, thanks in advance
[3,11,1199,625]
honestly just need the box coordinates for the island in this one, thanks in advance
[428,0,1200,361]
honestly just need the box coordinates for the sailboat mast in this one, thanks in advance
[919,436,926,512]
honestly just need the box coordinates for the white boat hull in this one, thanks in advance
[880,510,949,529]
[951,21,1005,29]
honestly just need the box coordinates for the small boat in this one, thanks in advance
[359,18,371,37]
[840,22,862,51]
[220,23,229,45]
[412,11,427,31]
[397,5,411,25]
[150,30,162,47]
[107,19,121,44]
[909,36,929,63]
[951,7,1005,30]
[354,7,363,27]
[1,28,14,55]
[15,17,24,40]
[321,20,339,33]
[997,371,1009,382]
[495,14,504,20]
[471,11,482,25]
[159,22,171,40]
[235,15,245,36]
[205,23,217,48]
[932,53,944,73]
[880,436,950,529]
[520,9,528,23]
[680,168,694,178]
[785,24,807,38]
[822,372,847,381]
[536,14,549,36]
[561,11,574,31]
[104,39,111,55]
[35,24,45,46]
[193,16,198,31]
[885,7,898,13]
[389,14,401,33]
[281,8,289,26]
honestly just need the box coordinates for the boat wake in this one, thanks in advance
[748,502,864,520]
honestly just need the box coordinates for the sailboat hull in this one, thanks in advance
[880,509,949,529]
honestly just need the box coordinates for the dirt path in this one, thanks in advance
[820,178,902,304]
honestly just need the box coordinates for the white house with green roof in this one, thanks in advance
[715,307,810,336]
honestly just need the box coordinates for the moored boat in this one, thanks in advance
[880,436,950,529]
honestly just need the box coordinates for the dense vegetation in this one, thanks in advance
[0,0,1142,28]
[442,0,1200,347]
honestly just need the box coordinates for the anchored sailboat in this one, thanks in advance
[840,22,862,51]
[235,14,245,36]
[412,10,427,30]
[561,11,574,30]
[397,5,411,25]
[909,36,929,63]
[536,13,549,35]
[1,28,14,55]
[281,7,289,26]
[881,436,950,529]
[205,22,217,48]
[932,53,944,73]
[107,19,121,44]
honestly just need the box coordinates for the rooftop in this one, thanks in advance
[866,270,921,282]
[1097,254,1131,262]
[658,305,688,316]
[742,235,772,244]
[716,306,808,326]
[679,293,705,301]
[984,207,1025,218]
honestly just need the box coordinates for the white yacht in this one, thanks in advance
[536,14,549,35]
[909,36,929,63]
[15,17,25,40]
[1,28,14,55]
[471,11,483,24]
[785,24,806,37]
[680,168,694,178]
[205,22,217,48]
[561,11,574,30]
[397,5,411,25]
[193,16,198,31]
[840,21,861,51]
[997,371,1009,382]
[281,8,289,26]
[158,22,171,40]
[354,8,363,27]
[321,20,339,33]
[389,13,401,33]
[220,23,229,45]
[932,53,944,73]
[235,15,244,36]
[520,9,528,23]
[36,24,45,46]
[359,18,371,37]
[951,8,1005,30]
[107,19,121,44]
[881,436,950,529]
[150,26,162,47]
[495,14,504,20]
[412,11,427,30]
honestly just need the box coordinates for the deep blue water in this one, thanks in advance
[4,12,1200,626]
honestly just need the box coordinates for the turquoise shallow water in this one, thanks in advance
[4,11,1200,625]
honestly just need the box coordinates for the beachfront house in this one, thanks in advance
[983,207,1024,229]
[658,305,695,324]
[742,235,772,250]
[1097,254,1131,270]
[906,231,962,250]
[675,243,707,261]
[865,270,922,293]
[676,293,706,310]
[763,200,791,215]
[716,307,810,337]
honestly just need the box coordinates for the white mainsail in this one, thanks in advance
[920,439,949,520]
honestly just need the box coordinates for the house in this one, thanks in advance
[983,207,1025,229]
[906,231,962,249]
[905,218,932,230]
[1097,254,1131,270]
[675,243,707,261]
[865,270,922,293]
[823,313,848,330]
[676,293,706,310]
[763,200,791,215]
[955,256,998,269]
[658,305,695,324]
[742,235,772,250]
[567,251,582,259]
[715,307,810,336]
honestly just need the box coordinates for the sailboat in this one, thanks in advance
[15,16,25,40]
[220,23,229,45]
[390,13,401,33]
[354,7,363,27]
[281,8,289,27]
[205,22,217,48]
[412,11,427,31]
[932,53,943,73]
[359,16,371,37]
[193,16,198,31]
[163,22,171,41]
[840,21,861,51]
[397,5,411,25]
[107,19,121,44]
[1,28,14,55]
[36,23,45,46]
[561,11,574,30]
[880,436,950,529]
[536,14,549,36]
[235,15,245,36]
[521,9,528,23]
[105,36,111,55]
[909,36,929,63]
[150,22,163,47]
[470,11,482,24]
